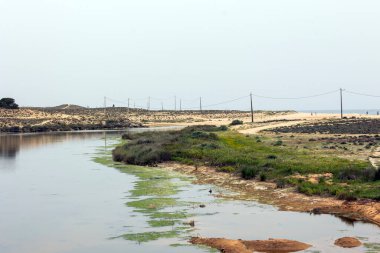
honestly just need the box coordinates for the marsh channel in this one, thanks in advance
[0,128,379,253]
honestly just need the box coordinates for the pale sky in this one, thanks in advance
[1,0,379,111]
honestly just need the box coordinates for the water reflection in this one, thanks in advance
[0,132,113,160]
[0,126,183,160]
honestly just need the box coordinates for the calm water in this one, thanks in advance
[0,130,379,253]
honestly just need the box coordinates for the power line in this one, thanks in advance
[150,96,174,101]
[251,89,339,100]
[182,95,249,110]
[344,90,380,98]
[104,88,378,112]
[202,95,249,108]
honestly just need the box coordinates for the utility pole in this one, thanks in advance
[127,98,130,113]
[104,96,107,117]
[161,102,164,111]
[174,96,177,111]
[200,97,202,113]
[340,88,343,119]
[180,99,182,111]
[250,92,254,123]
[147,97,150,111]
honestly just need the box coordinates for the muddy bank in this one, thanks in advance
[190,237,311,253]
[158,162,380,227]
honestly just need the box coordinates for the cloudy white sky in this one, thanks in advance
[1,0,379,111]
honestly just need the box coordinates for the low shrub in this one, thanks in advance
[275,179,286,188]
[218,166,236,173]
[137,138,154,144]
[191,131,218,140]
[198,143,220,149]
[337,167,378,181]
[218,125,229,131]
[122,132,134,140]
[230,120,243,126]
[241,166,259,179]
[337,191,358,201]
[259,173,267,181]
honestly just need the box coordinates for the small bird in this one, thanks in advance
[209,189,212,194]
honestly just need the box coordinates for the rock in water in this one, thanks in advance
[190,237,311,253]
[334,237,362,248]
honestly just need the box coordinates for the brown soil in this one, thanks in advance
[334,237,362,248]
[190,237,311,253]
[159,162,380,227]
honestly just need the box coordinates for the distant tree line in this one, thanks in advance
[0,98,19,109]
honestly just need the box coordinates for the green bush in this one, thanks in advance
[230,120,243,126]
[273,140,283,146]
[122,132,135,140]
[336,167,378,181]
[275,179,286,188]
[241,166,259,179]
[0,98,18,109]
[191,131,218,140]
[259,173,267,181]
[337,191,357,201]
[198,143,220,149]
[218,125,229,131]
[218,166,236,173]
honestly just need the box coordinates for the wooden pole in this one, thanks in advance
[250,93,254,123]
[340,88,343,119]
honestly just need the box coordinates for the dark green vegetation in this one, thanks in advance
[0,97,18,109]
[270,118,380,135]
[113,126,380,200]
[230,119,244,126]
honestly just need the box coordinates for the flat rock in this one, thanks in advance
[190,237,311,253]
[334,237,362,248]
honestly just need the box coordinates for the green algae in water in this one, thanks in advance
[127,197,179,210]
[149,211,189,220]
[93,139,211,247]
[116,230,179,243]
[364,243,380,253]
[131,178,179,197]
[147,219,177,227]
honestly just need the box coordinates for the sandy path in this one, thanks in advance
[238,120,305,134]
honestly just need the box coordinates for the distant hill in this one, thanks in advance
[52,104,86,110]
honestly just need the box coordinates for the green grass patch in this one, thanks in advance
[127,197,179,210]
[115,230,179,243]
[147,219,177,227]
[364,242,380,253]
[149,212,189,219]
